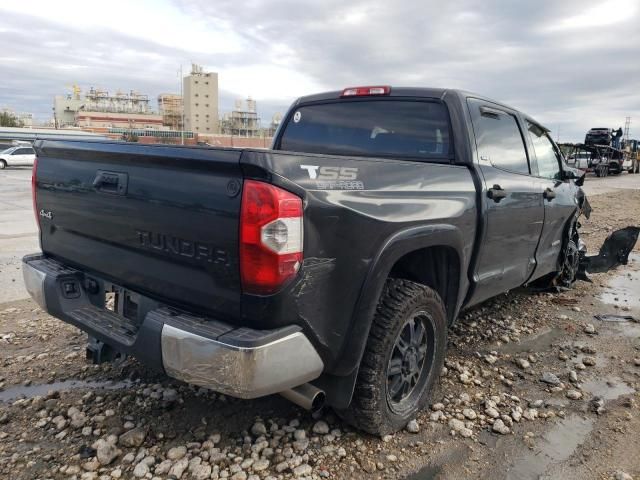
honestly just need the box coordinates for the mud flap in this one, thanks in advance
[578,226,640,277]
[575,188,592,219]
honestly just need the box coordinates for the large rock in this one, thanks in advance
[167,445,187,461]
[253,459,270,471]
[132,462,149,478]
[119,427,146,448]
[192,464,212,480]
[541,372,561,385]
[405,419,420,433]
[251,421,267,436]
[94,439,121,465]
[614,471,633,480]
[312,420,330,435]
[169,457,189,478]
[492,419,510,435]
[154,459,173,475]
[566,390,583,400]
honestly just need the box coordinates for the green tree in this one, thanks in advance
[0,111,24,127]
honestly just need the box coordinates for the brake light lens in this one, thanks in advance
[341,85,391,97]
[240,180,303,295]
[32,157,39,230]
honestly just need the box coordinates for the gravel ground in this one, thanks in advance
[0,188,639,480]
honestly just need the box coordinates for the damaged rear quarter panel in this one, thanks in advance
[239,150,477,373]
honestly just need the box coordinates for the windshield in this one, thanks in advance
[279,100,451,160]
[0,147,16,154]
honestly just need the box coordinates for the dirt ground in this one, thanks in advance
[1,188,639,480]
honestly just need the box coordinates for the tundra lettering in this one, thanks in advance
[136,230,228,266]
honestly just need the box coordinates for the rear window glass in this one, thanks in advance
[279,100,451,159]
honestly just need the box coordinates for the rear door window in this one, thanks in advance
[468,100,530,175]
[279,100,451,160]
[14,148,34,155]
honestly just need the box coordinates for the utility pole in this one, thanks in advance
[623,117,631,144]
[179,65,185,146]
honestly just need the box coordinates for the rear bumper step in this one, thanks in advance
[22,254,324,398]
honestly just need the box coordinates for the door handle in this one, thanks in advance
[93,170,128,195]
[543,188,556,201]
[487,184,507,202]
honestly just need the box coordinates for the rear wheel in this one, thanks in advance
[338,279,447,435]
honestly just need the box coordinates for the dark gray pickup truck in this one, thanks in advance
[23,86,637,435]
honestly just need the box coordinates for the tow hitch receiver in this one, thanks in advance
[86,336,124,364]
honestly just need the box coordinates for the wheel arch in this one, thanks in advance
[317,225,468,409]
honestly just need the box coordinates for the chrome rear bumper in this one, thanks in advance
[161,325,323,398]
[22,253,324,399]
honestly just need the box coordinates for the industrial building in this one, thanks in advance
[53,86,84,127]
[53,85,164,131]
[158,93,183,130]
[75,112,164,130]
[183,64,219,134]
[267,112,283,137]
[220,98,261,137]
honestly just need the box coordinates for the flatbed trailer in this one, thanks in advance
[561,143,629,177]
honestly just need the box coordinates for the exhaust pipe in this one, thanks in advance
[280,383,326,412]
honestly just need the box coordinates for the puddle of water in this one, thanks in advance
[505,415,594,480]
[498,327,565,354]
[581,378,635,401]
[598,253,640,309]
[0,379,133,403]
[595,317,640,340]
[404,465,442,480]
[594,314,637,322]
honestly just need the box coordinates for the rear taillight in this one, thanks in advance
[32,157,39,230]
[341,85,391,97]
[240,180,303,295]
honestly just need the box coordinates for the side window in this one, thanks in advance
[527,121,561,180]
[469,100,530,174]
[14,148,28,155]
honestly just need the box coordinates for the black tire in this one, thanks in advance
[557,239,580,288]
[0,160,6,169]
[338,279,447,435]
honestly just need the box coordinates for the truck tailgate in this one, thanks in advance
[34,140,243,319]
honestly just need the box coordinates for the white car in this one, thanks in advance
[0,145,36,168]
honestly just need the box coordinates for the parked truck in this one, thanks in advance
[24,87,633,435]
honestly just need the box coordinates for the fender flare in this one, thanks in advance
[320,224,468,408]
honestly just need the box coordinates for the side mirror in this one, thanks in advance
[562,167,585,186]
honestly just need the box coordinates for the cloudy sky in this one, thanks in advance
[0,0,638,141]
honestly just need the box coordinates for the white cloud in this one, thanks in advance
[0,0,638,141]
[545,0,638,31]
[218,64,325,101]
[0,0,245,54]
